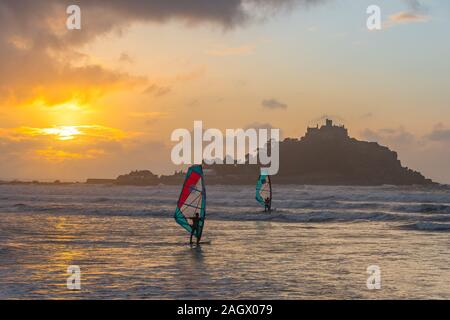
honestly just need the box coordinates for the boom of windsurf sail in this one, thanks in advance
[174,165,206,241]
[256,172,272,207]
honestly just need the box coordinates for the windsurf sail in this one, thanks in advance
[256,172,272,208]
[174,165,206,241]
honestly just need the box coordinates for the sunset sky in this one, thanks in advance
[0,0,449,182]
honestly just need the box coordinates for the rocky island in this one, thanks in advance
[204,119,434,186]
[86,120,435,186]
[86,170,184,186]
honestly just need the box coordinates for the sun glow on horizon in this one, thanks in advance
[16,125,127,142]
[40,126,82,140]
[4,124,131,163]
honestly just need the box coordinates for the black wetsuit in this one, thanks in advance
[190,216,201,245]
[264,198,271,212]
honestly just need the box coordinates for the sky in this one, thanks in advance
[0,0,449,183]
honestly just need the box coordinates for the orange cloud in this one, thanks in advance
[386,11,430,27]
[0,57,146,108]
[15,125,127,142]
[0,124,139,166]
[34,148,105,162]
[129,111,167,118]
[143,84,172,97]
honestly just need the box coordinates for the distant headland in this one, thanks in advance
[202,119,435,186]
[1,120,436,186]
[85,119,434,186]
[86,170,185,186]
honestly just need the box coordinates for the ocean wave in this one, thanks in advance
[280,200,382,210]
[1,202,412,224]
[2,184,450,227]
[211,210,407,223]
[418,204,450,213]
[392,203,450,214]
[402,222,450,232]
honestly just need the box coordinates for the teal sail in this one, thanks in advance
[174,165,206,241]
[256,172,272,208]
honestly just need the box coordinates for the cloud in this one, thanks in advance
[426,125,450,142]
[0,1,326,107]
[129,111,166,118]
[0,50,143,106]
[143,84,172,97]
[361,123,450,147]
[35,148,105,162]
[261,98,288,110]
[387,11,429,25]
[0,124,173,180]
[360,127,416,146]
[360,112,374,119]
[0,26,144,107]
[13,125,127,142]
[0,1,326,49]
[119,52,134,64]
[385,0,430,28]
[404,0,428,13]
[88,0,326,30]
[359,123,450,183]
[0,0,329,180]
[0,124,129,166]
[0,124,145,179]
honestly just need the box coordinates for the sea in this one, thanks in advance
[1,183,450,299]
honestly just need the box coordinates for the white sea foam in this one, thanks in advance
[1,184,449,226]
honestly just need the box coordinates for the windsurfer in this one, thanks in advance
[189,211,201,245]
[264,197,271,212]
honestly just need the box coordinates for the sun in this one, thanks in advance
[41,126,82,141]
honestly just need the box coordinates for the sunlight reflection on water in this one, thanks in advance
[1,213,450,299]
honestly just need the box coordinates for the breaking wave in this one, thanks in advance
[1,183,450,229]
[402,222,450,232]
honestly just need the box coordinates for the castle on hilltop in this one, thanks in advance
[304,119,349,140]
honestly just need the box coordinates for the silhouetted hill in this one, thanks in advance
[86,120,435,186]
[116,170,159,186]
[86,170,184,186]
[205,119,435,186]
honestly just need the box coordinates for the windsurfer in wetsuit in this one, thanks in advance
[189,211,201,245]
[264,197,271,212]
